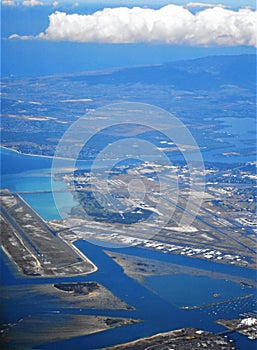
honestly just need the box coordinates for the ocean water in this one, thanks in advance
[1,171,73,221]
[1,146,257,349]
[1,147,82,220]
[145,274,252,307]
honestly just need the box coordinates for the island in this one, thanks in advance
[1,313,140,349]
[36,282,135,310]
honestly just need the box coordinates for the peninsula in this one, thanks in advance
[0,189,97,277]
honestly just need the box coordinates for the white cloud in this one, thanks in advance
[9,33,34,40]
[186,2,228,8]
[2,0,15,5]
[10,5,257,47]
[23,0,44,6]
[53,1,58,7]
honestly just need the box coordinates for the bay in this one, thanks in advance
[1,146,257,349]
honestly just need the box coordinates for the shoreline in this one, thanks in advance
[102,327,237,350]
[104,250,257,287]
[60,234,98,275]
[180,293,254,310]
[0,145,78,161]
[0,190,98,278]
[1,145,122,165]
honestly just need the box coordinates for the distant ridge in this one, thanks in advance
[64,54,256,91]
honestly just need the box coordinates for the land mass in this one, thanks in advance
[216,315,257,340]
[1,314,140,350]
[0,189,97,277]
[104,250,256,288]
[54,159,257,269]
[35,282,134,310]
[101,328,236,349]
[2,55,255,159]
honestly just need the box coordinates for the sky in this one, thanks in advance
[1,0,256,77]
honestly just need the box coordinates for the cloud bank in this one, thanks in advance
[186,2,228,8]
[2,0,15,5]
[23,0,44,6]
[11,4,257,47]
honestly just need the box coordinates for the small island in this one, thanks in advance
[36,282,135,310]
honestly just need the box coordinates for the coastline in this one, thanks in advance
[105,250,257,287]
[60,234,98,275]
[0,145,77,161]
[0,190,98,278]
